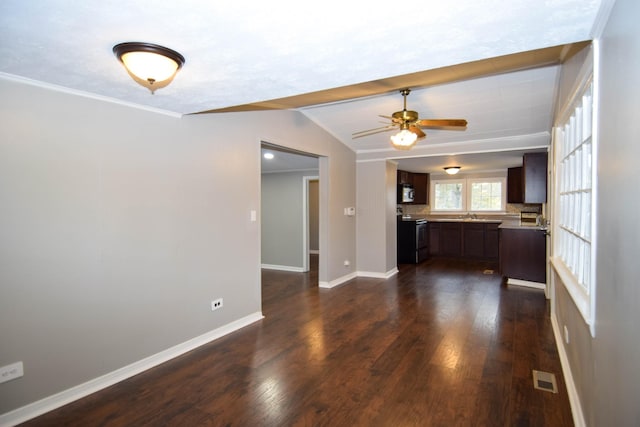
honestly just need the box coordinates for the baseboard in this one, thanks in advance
[309,250,319,255]
[507,277,546,290]
[551,313,586,427]
[261,264,304,272]
[357,268,399,279]
[319,272,357,288]
[0,312,264,427]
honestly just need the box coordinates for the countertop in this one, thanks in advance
[498,219,549,231]
[398,215,548,230]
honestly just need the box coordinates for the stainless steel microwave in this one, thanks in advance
[398,184,415,203]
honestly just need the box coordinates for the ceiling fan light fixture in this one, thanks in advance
[390,129,418,150]
[113,42,185,93]
[444,166,461,175]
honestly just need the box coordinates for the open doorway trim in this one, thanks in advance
[302,175,319,272]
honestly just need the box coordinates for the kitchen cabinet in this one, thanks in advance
[507,153,548,204]
[430,221,500,260]
[428,222,441,256]
[397,219,429,264]
[484,223,500,259]
[396,170,429,205]
[441,222,463,257]
[523,153,547,203]
[463,223,485,258]
[397,170,412,185]
[500,227,547,283]
[507,166,524,203]
[412,173,429,205]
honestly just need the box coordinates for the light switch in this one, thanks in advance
[250,210,257,222]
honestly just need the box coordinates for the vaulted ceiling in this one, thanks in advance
[1,1,609,172]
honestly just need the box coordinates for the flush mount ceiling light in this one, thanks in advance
[113,42,185,93]
[263,152,274,159]
[444,166,461,175]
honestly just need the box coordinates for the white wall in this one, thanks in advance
[0,77,355,416]
[552,1,640,424]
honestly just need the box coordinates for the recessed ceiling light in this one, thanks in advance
[263,152,274,160]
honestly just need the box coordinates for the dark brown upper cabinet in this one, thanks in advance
[507,166,524,203]
[397,170,429,205]
[507,152,548,204]
[523,153,547,203]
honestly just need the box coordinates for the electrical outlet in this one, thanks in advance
[0,361,24,384]
[344,260,350,267]
[211,298,223,311]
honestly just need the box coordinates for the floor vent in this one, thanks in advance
[483,269,494,275]
[532,370,558,393]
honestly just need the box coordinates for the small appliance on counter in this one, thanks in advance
[520,210,539,226]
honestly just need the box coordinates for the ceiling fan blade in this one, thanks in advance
[416,119,468,128]
[352,124,397,139]
[409,125,426,139]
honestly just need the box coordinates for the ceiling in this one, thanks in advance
[1,1,609,173]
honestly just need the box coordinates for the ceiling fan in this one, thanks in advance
[352,88,467,150]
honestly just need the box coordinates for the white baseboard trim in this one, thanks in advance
[261,264,304,272]
[551,312,586,427]
[507,278,546,290]
[357,268,399,279]
[0,312,264,427]
[319,272,357,288]
[309,250,319,255]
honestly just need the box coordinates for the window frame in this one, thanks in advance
[430,176,507,214]
[550,70,597,337]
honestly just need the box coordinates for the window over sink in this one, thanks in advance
[431,177,506,213]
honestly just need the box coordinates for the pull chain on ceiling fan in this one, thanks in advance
[352,88,468,150]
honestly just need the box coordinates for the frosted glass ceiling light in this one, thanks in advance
[113,42,185,93]
[444,166,461,175]
[390,129,418,150]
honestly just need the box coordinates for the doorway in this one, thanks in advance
[303,176,319,272]
[260,142,322,275]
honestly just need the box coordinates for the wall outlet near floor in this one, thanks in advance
[0,361,24,384]
[344,260,350,267]
[211,298,224,311]
[564,325,570,344]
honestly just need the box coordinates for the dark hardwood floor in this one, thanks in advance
[22,256,573,426]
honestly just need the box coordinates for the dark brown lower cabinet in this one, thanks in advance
[441,222,463,257]
[463,223,485,258]
[429,223,441,256]
[499,227,547,283]
[484,223,500,259]
[429,221,500,260]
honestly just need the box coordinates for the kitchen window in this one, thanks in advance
[551,78,597,335]
[431,177,506,213]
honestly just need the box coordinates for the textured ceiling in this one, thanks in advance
[0,0,607,171]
